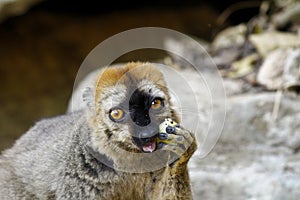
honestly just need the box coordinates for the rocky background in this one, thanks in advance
[1,0,300,199]
[172,1,300,199]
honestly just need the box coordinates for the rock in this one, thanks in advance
[285,153,300,174]
[221,79,244,96]
[0,0,42,22]
[211,24,247,52]
[207,93,299,148]
[212,46,242,68]
[249,31,300,57]
[257,49,287,90]
[227,53,259,78]
[189,92,300,200]
[163,37,213,71]
[257,48,300,90]
[210,24,247,68]
[283,48,300,90]
[272,1,300,29]
[268,112,300,151]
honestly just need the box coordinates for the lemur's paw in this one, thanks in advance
[157,119,197,161]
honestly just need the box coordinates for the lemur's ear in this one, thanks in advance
[82,87,94,110]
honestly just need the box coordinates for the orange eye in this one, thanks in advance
[151,98,164,110]
[109,108,125,121]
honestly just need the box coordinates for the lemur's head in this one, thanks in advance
[89,62,178,153]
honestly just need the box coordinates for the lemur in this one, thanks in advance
[0,62,197,199]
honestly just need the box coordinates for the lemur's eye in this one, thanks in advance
[109,108,125,122]
[151,98,164,110]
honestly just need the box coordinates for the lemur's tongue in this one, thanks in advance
[142,141,156,152]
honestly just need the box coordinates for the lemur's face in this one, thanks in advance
[94,63,177,153]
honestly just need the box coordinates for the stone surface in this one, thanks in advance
[257,48,300,90]
[249,31,300,57]
[0,0,42,22]
[188,90,300,200]
[211,24,247,52]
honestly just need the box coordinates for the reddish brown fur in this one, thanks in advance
[94,62,168,104]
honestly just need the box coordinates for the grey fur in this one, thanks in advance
[0,111,152,199]
[0,63,196,199]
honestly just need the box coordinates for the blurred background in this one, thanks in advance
[0,0,260,150]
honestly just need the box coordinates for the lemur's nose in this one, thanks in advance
[139,126,158,138]
[135,116,150,127]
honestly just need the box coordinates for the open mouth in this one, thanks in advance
[132,135,158,153]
